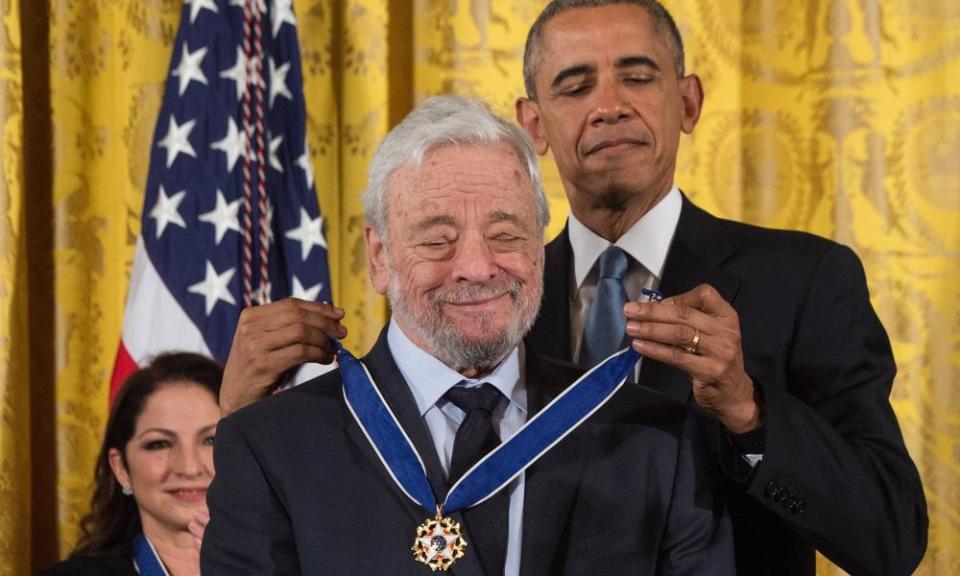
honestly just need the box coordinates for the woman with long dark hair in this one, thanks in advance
[42,352,222,576]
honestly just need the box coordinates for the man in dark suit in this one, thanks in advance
[201,95,733,575]
[514,1,927,575]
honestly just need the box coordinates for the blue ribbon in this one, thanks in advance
[339,341,640,515]
[133,533,168,576]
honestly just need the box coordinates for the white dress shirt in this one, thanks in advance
[387,320,527,576]
[568,185,682,364]
[566,187,763,465]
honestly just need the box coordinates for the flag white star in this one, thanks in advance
[291,276,323,301]
[297,141,314,188]
[285,207,327,260]
[269,58,292,108]
[188,261,237,315]
[269,134,284,173]
[157,115,197,168]
[149,186,188,239]
[271,0,297,37]
[210,118,248,173]
[172,43,208,96]
[219,46,248,100]
[198,190,242,245]
[186,0,218,23]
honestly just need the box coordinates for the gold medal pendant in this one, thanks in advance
[412,506,467,571]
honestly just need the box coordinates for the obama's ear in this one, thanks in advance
[678,74,704,134]
[516,97,550,155]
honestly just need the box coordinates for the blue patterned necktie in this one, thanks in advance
[580,246,630,368]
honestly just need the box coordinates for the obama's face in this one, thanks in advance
[518,4,702,214]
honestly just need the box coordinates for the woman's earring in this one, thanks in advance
[121,485,133,496]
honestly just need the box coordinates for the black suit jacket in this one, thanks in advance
[202,329,734,575]
[39,555,138,576]
[528,196,927,576]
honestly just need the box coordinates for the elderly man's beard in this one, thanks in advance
[388,274,542,374]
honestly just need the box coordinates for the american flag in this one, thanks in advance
[111,0,331,399]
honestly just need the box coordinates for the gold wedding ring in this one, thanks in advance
[685,330,701,354]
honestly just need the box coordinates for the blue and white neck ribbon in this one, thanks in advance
[339,341,640,515]
[132,533,170,576]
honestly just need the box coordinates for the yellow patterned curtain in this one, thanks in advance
[0,1,28,573]
[667,3,960,573]
[1,1,956,574]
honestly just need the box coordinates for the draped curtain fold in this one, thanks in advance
[1,1,957,574]
[0,1,29,573]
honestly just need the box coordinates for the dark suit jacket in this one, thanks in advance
[528,196,927,576]
[202,329,734,575]
[39,555,138,576]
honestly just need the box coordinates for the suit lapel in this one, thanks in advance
[360,331,450,499]
[341,330,487,576]
[657,194,740,300]
[518,349,585,576]
[639,194,742,403]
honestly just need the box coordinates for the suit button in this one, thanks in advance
[790,500,806,514]
[773,489,787,503]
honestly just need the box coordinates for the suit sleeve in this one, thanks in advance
[659,411,736,576]
[744,244,927,575]
[200,412,301,576]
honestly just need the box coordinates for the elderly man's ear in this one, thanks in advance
[365,226,390,296]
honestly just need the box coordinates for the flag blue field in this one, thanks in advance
[112,0,331,397]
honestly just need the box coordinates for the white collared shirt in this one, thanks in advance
[387,320,527,576]
[568,185,682,363]
[566,187,764,466]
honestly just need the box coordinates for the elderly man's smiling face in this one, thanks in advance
[365,143,544,376]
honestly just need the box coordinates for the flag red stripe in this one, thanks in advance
[109,342,138,405]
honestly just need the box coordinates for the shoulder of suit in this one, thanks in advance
[700,206,857,270]
[223,368,346,432]
[595,383,693,435]
[526,345,692,434]
[528,351,582,393]
[715,211,833,249]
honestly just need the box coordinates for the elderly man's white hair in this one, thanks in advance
[362,95,549,237]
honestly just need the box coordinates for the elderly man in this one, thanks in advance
[201,96,733,575]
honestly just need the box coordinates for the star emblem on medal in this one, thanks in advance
[412,514,467,571]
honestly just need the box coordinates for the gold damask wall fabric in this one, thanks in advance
[664,4,960,571]
[1,1,956,574]
[46,2,181,561]
[0,2,28,574]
